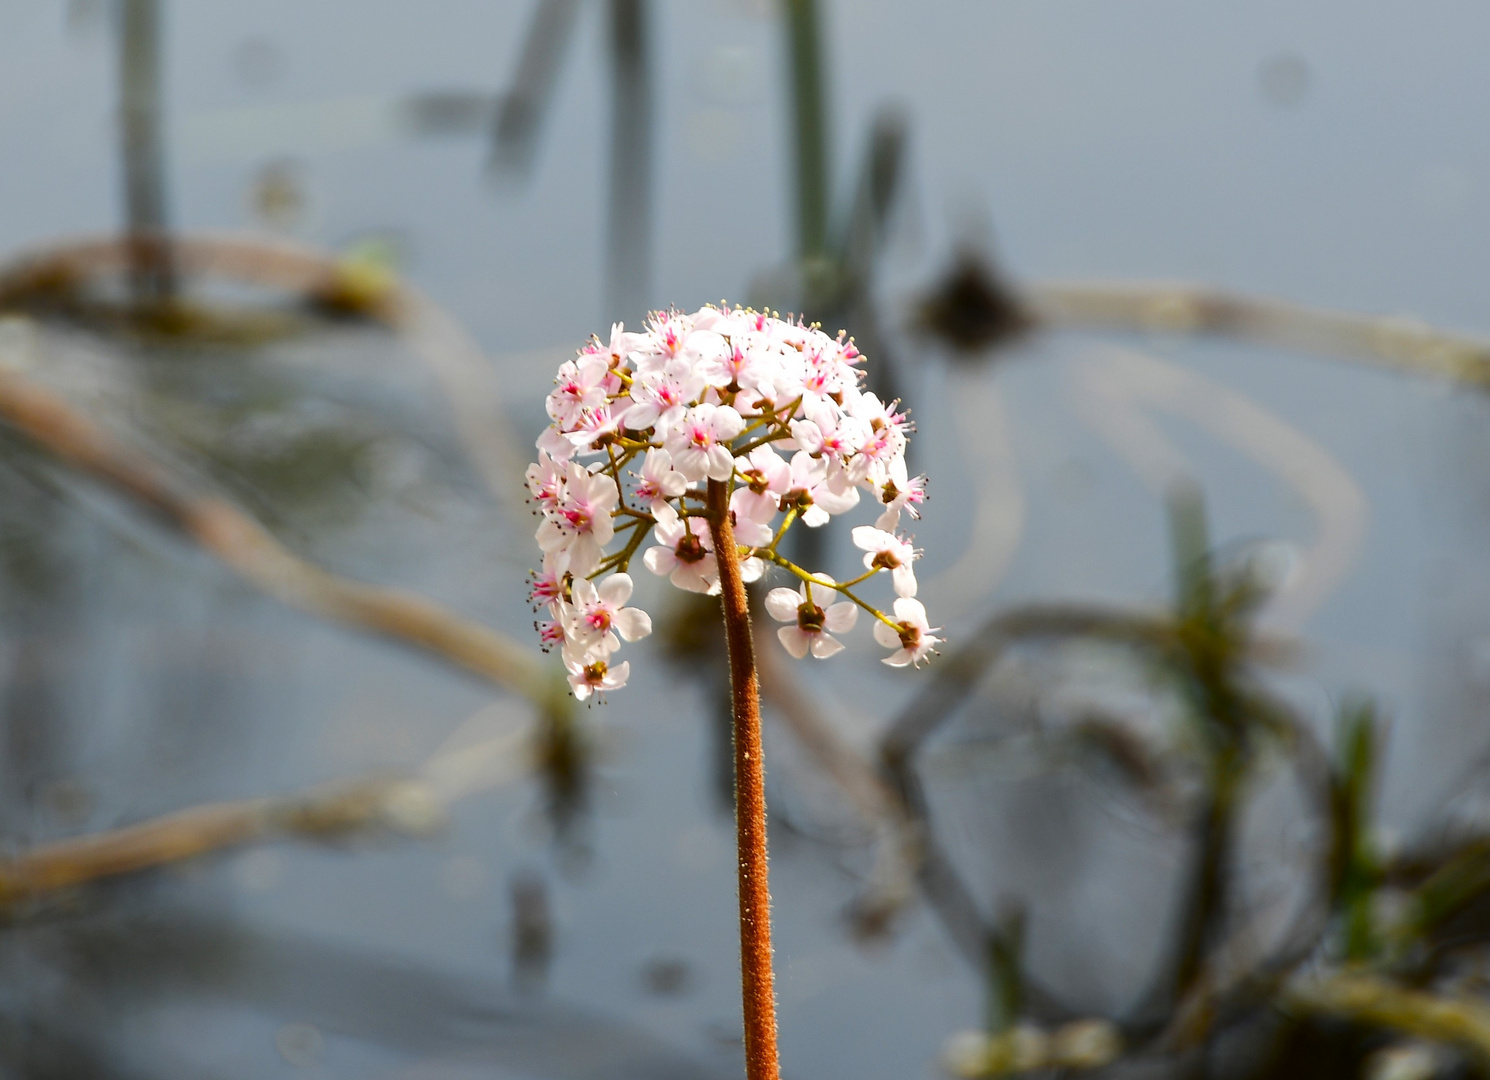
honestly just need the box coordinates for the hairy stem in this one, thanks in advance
[706,478,781,1080]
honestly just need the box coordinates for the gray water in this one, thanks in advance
[0,3,1488,1077]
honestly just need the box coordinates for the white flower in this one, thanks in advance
[633,449,687,527]
[666,403,744,482]
[564,402,626,454]
[790,401,868,470]
[564,655,630,701]
[528,553,566,608]
[527,304,938,695]
[874,456,927,532]
[764,576,858,659]
[604,321,646,367]
[535,617,568,651]
[535,423,577,463]
[525,452,565,513]
[850,526,918,597]
[873,597,942,667]
[730,445,789,525]
[547,355,611,428]
[567,573,652,655]
[778,451,859,527]
[642,517,719,594]
[699,339,771,396]
[535,463,619,576]
[624,360,705,436]
[730,511,774,548]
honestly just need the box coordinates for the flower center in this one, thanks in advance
[676,533,707,564]
[796,602,826,632]
[586,607,612,632]
[896,622,921,651]
[871,550,902,571]
[583,660,609,685]
[782,487,814,511]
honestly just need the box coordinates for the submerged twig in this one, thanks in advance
[117,0,174,304]
[1284,971,1490,1071]
[604,0,652,323]
[0,233,530,519]
[1028,280,1490,387]
[0,775,442,905]
[0,358,547,702]
[489,0,583,175]
[782,0,830,261]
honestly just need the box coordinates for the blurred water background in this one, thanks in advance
[2,3,1490,1078]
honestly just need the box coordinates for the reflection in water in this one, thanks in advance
[511,868,554,992]
[3,910,740,1079]
[117,0,174,305]
[605,0,653,325]
[489,0,583,178]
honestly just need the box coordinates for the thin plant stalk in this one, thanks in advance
[705,478,781,1080]
[605,0,652,324]
[782,0,829,261]
[118,0,175,304]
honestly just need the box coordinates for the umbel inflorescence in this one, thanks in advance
[527,305,941,699]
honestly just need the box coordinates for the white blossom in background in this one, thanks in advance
[526,305,942,699]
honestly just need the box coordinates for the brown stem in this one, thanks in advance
[705,478,781,1080]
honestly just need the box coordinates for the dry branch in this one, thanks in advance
[0,232,529,517]
[0,775,441,905]
[1028,280,1490,386]
[1285,971,1490,1070]
[0,360,547,702]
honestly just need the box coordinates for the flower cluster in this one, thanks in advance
[527,305,941,699]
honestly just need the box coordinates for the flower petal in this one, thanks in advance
[893,597,928,626]
[765,588,800,623]
[643,546,676,576]
[712,405,745,440]
[824,602,858,634]
[705,444,735,481]
[777,625,810,659]
[672,566,715,594]
[598,573,634,607]
[892,564,918,598]
[810,634,844,659]
[613,607,652,641]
